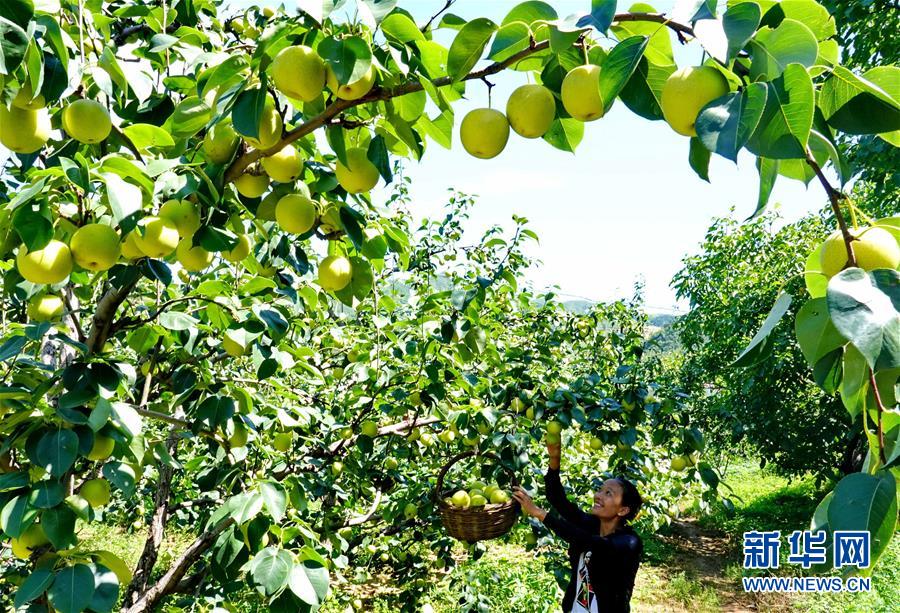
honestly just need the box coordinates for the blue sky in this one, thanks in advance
[227,0,836,311]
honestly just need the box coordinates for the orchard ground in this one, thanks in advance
[80,458,900,612]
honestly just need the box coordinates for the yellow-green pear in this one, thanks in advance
[670,456,688,472]
[81,478,111,507]
[27,294,65,322]
[451,490,470,508]
[335,147,379,193]
[10,524,48,559]
[70,224,121,271]
[203,120,240,164]
[158,199,201,238]
[120,232,144,260]
[16,240,72,284]
[176,238,213,272]
[561,65,605,122]
[326,64,376,101]
[820,227,900,277]
[134,216,180,258]
[234,173,270,198]
[546,420,563,435]
[318,255,352,291]
[63,99,112,144]
[262,144,303,182]
[87,435,115,461]
[276,194,318,234]
[0,105,51,153]
[360,420,378,437]
[270,46,326,102]
[12,82,46,110]
[460,108,509,159]
[223,234,252,262]
[243,103,282,150]
[506,84,556,138]
[660,66,729,136]
[273,431,294,452]
[489,489,510,504]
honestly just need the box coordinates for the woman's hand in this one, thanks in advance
[512,487,547,521]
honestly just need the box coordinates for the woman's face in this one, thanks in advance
[590,479,628,521]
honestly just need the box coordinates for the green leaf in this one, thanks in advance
[159,311,199,331]
[760,0,836,41]
[609,5,673,68]
[722,1,760,63]
[289,559,329,605]
[542,117,583,152]
[746,63,814,159]
[122,124,175,152]
[13,201,53,251]
[576,0,617,33]
[382,13,424,44]
[36,429,79,478]
[488,22,531,63]
[14,568,54,609]
[819,66,900,136]
[88,564,119,613]
[3,0,34,29]
[48,564,95,613]
[367,135,393,183]
[0,335,26,362]
[318,36,372,85]
[447,18,497,82]
[42,505,77,549]
[0,17,29,75]
[751,156,778,220]
[1,495,37,538]
[417,109,454,149]
[617,57,675,121]
[826,268,899,369]
[104,173,143,226]
[102,462,137,497]
[248,547,293,596]
[840,344,868,419]
[696,83,767,162]
[31,480,65,508]
[827,471,898,574]
[149,33,179,53]
[0,471,29,492]
[598,36,649,112]
[733,291,792,366]
[675,0,717,22]
[688,137,711,182]
[501,1,557,26]
[749,19,818,80]
[231,87,268,141]
[795,297,846,366]
[259,481,287,523]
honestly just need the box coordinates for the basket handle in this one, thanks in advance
[433,450,520,504]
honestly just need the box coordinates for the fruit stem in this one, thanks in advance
[870,369,888,466]
[805,149,857,267]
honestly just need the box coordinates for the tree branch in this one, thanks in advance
[343,488,383,527]
[223,40,552,182]
[806,150,857,267]
[124,432,177,607]
[421,0,456,33]
[86,275,140,354]
[123,518,235,613]
[870,370,888,465]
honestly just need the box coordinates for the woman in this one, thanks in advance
[512,440,643,613]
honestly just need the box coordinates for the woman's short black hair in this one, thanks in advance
[614,477,643,522]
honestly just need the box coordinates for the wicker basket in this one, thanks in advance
[435,451,520,543]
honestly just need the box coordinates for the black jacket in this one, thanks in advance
[542,468,642,613]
